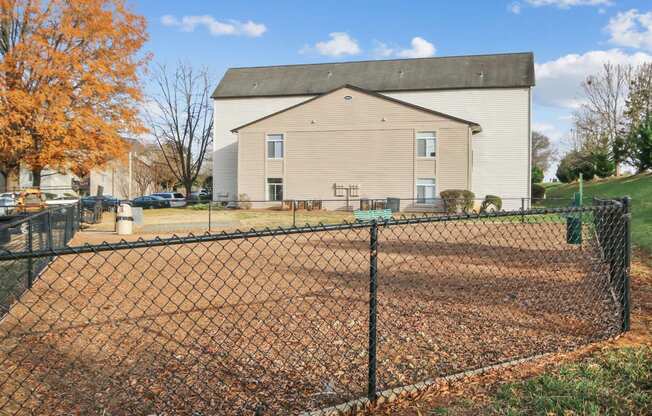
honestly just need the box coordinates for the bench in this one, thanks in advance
[353,209,393,222]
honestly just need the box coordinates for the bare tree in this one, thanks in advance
[147,63,213,197]
[531,131,556,172]
[131,157,156,197]
[572,63,632,175]
[624,62,652,130]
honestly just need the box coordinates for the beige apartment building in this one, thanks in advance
[213,53,535,210]
[233,85,481,210]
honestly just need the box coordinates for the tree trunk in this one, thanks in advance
[31,168,42,188]
[184,181,193,200]
[615,162,621,176]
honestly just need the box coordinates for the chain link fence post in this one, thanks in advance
[26,218,33,289]
[621,196,631,331]
[367,220,378,403]
[292,200,297,228]
[47,210,53,261]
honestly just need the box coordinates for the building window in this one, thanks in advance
[267,134,284,159]
[267,178,283,201]
[416,178,436,204]
[416,132,436,158]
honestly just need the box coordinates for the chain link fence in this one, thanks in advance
[0,199,631,415]
[0,203,80,318]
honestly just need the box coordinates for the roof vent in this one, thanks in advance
[327,71,333,78]
[398,70,404,78]
[477,71,485,78]
[252,82,258,89]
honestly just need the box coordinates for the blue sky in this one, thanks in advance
[135,0,652,173]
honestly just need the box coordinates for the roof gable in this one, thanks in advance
[232,85,481,133]
[214,52,535,99]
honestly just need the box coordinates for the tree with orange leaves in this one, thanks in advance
[0,0,149,187]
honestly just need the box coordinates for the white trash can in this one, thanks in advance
[116,202,133,235]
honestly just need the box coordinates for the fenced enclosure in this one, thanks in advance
[0,199,631,415]
[0,204,80,317]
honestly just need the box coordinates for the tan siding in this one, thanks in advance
[266,159,284,177]
[237,132,265,201]
[237,87,471,209]
[240,87,464,133]
[213,95,312,199]
[285,129,415,209]
[415,159,436,179]
[437,128,469,192]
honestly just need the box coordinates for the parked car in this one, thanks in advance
[188,191,211,203]
[81,195,119,211]
[151,192,186,207]
[0,196,15,216]
[16,189,46,212]
[46,194,79,206]
[0,192,17,216]
[131,195,169,209]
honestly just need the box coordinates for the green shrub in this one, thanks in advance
[440,189,475,213]
[238,193,252,209]
[592,150,615,178]
[556,150,596,183]
[531,166,544,184]
[480,195,502,213]
[532,183,546,201]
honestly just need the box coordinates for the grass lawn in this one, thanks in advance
[543,173,652,256]
[489,347,651,415]
[90,207,355,233]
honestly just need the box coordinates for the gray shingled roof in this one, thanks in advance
[212,52,535,99]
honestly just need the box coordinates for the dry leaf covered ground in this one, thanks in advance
[370,251,652,415]
[0,217,628,415]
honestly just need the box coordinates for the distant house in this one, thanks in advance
[4,162,129,198]
[1,139,141,199]
[212,52,535,209]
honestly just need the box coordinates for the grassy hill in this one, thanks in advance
[544,173,652,256]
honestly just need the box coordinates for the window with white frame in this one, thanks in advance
[416,132,436,158]
[266,134,284,159]
[267,178,283,201]
[416,178,436,204]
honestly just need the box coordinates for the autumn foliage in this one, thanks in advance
[0,0,148,185]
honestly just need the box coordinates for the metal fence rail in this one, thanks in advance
[0,200,631,415]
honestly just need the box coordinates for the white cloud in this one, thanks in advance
[372,41,395,58]
[160,15,266,37]
[372,37,436,59]
[526,0,611,8]
[302,32,361,57]
[396,37,436,58]
[606,9,652,51]
[508,2,522,14]
[534,49,652,109]
[533,122,564,142]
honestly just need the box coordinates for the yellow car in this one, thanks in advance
[16,189,47,213]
